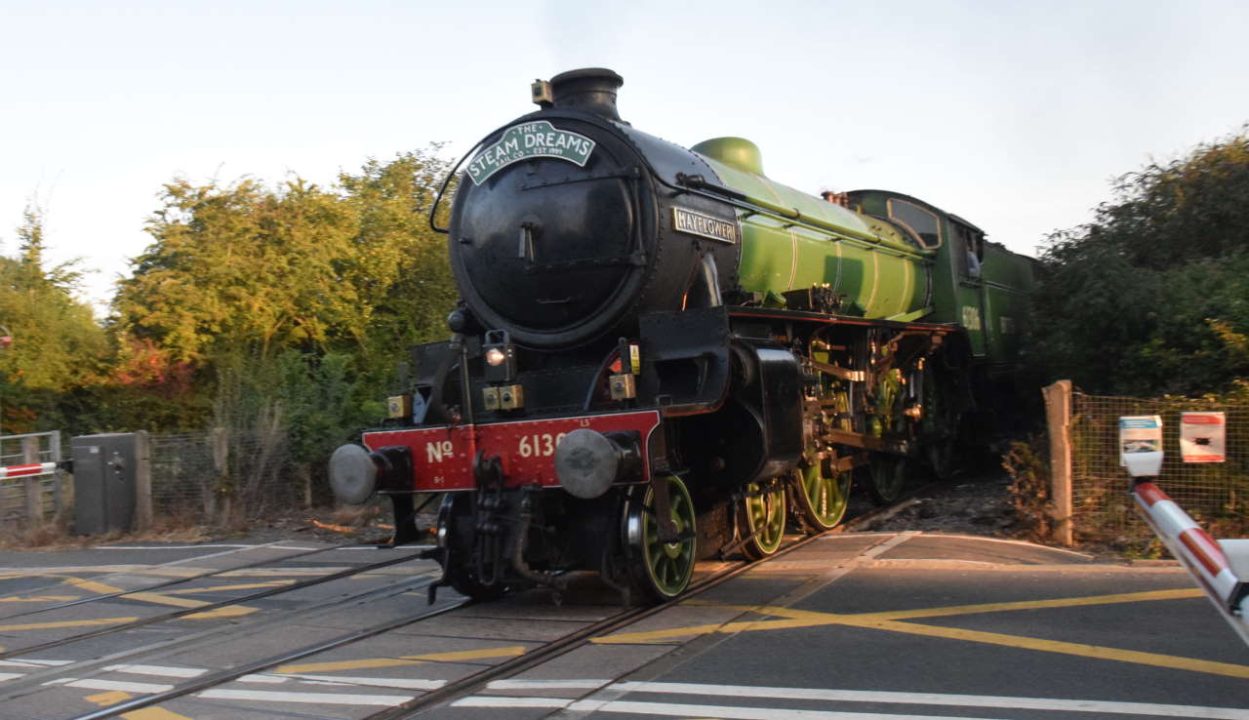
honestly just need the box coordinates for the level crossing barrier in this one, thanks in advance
[0,462,57,479]
[0,431,65,526]
[1131,479,1249,646]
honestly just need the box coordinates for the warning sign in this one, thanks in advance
[1180,412,1225,463]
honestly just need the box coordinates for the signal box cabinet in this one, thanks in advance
[72,433,138,534]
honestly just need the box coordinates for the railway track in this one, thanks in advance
[0,539,387,622]
[20,484,937,720]
[67,594,467,720]
[0,544,431,663]
[365,484,929,719]
[0,550,442,705]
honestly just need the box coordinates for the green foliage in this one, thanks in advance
[110,149,458,469]
[1002,435,1050,542]
[1033,128,1249,395]
[0,207,109,434]
[1,149,458,496]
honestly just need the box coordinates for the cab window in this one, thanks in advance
[887,199,942,249]
[954,223,983,278]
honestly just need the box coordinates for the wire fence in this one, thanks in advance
[1070,392,1249,543]
[149,428,301,525]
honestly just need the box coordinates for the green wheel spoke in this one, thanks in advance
[742,481,786,558]
[631,475,697,600]
[868,456,907,505]
[793,457,850,531]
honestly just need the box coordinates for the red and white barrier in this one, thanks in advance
[0,462,57,480]
[1132,480,1249,645]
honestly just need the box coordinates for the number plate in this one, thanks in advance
[363,410,662,492]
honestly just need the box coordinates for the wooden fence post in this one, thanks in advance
[21,436,41,528]
[211,428,230,523]
[50,432,65,519]
[1043,380,1074,546]
[133,430,152,532]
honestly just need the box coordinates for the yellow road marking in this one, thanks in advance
[696,588,1209,633]
[598,588,1205,644]
[594,588,1249,679]
[865,588,1205,622]
[854,617,1249,680]
[86,690,193,719]
[86,691,132,706]
[127,592,218,610]
[182,606,256,620]
[276,645,527,674]
[0,595,78,603]
[63,576,125,595]
[62,575,257,618]
[0,616,139,632]
[164,580,295,595]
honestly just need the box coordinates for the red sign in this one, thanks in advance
[363,410,662,492]
[1180,412,1225,463]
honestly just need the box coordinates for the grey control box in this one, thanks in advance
[72,433,138,534]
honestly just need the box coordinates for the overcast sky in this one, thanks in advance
[3,0,1247,312]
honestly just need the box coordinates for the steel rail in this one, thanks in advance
[366,478,943,718]
[2,567,442,701]
[0,546,430,661]
[67,595,469,720]
[59,479,943,719]
[0,540,392,622]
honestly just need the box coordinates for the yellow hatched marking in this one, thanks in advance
[861,587,1204,622]
[276,645,527,674]
[594,588,1249,679]
[164,580,294,595]
[854,618,1249,680]
[63,576,124,595]
[0,616,138,632]
[62,574,258,618]
[0,595,78,603]
[122,709,193,720]
[127,592,215,609]
[599,588,1203,644]
[86,691,132,706]
[182,605,258,620]
[86,689,193,719]
[707,587,1208,629]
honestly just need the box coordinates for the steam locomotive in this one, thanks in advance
[329,68,1037,602]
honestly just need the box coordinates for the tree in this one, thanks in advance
[1032,128,1249,395]
[0,206,109,433]
[111,149,457,448]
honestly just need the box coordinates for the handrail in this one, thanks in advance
[672,174,924,259]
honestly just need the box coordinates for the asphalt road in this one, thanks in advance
[0,532,1246,719]
[434,533,1249,720]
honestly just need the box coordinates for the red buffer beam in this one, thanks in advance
[1132,480,1249,646]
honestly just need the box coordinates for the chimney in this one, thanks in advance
[548,68,624,121]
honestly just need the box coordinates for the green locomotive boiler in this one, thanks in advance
[329,68,1037,602]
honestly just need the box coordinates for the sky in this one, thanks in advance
[3,0,1248,314]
